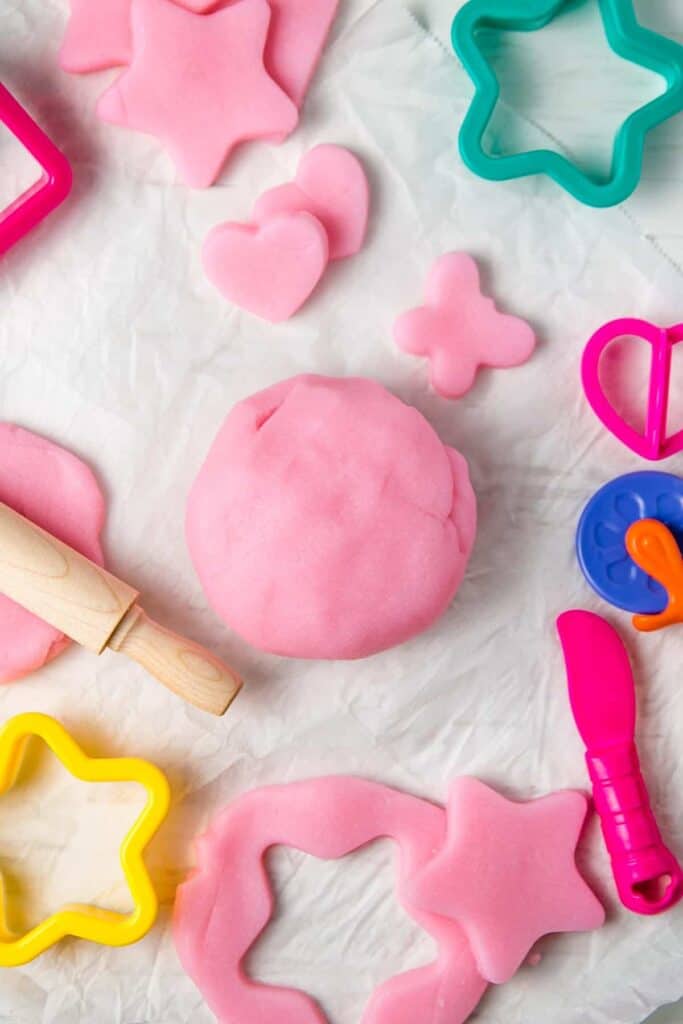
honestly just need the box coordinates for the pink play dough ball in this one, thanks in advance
[187,375,477,660]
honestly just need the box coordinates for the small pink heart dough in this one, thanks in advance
[254,145,370,260]
[186,375,477,660]
[202,212,329,322]
[0,425,106,683]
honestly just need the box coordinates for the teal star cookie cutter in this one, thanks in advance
[452,0,683,207]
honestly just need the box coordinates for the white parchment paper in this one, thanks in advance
[1,1,683,1021]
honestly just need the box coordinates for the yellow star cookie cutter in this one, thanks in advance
[0,712,170,966]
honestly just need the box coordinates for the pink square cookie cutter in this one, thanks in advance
[0,82,72,257]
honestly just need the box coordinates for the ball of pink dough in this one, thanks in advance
[0,424,106,683]
[187,375,476,660]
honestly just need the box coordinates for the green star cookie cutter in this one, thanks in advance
[452,0,683,207]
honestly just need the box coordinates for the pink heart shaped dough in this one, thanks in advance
[253,145,369,261]
[0,424,105,683]
[202,212,329,322]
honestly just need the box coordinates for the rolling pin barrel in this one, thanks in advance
[0,502,242,715]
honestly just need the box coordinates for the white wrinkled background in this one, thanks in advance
[1,0,683,1021]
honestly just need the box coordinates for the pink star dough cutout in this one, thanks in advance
[96,0,299,188]
[174,776,603,1023]
[60,0,338,109]
[394,253,537,399]
[410,777,606,984]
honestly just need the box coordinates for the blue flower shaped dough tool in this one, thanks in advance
[577,471,683,613]
[452,0,683,207]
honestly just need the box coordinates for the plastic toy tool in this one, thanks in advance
[583,319,683,461]
[626,518,683,632]
[0,712,170,966]
[576,471,683,616]
[557,610,682,916]
[0,83,72,256]
[452,0,683,208]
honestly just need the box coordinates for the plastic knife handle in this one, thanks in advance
[586,743,682,914]
[557,610,682,916]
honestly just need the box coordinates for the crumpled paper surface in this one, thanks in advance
[1,1,683,1021]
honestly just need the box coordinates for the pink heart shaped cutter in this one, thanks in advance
[582,318,683,461]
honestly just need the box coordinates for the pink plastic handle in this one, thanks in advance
[557,610,683,916]
[587,744,683,915]
[582,318,683,461]
[0,82,72,257]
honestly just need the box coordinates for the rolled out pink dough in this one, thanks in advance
[0,425,106,683]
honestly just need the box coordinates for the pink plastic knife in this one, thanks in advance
[557,609,682,915]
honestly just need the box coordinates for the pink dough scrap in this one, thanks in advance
[186,375,477,660]
[173,776,488,1024]
[253,145,370,261]
[409,778,606,984]
[262,0,340,108]
[0,424,106,684]
[96,0,299,188]
[60,0,134,72]
[394,253,537,399]
[202,212,329,322]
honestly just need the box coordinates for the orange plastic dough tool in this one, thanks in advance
[625,519,683,631]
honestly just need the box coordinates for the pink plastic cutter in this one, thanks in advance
[0,82,72,257]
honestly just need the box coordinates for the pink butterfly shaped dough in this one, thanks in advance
[394,253,536,399]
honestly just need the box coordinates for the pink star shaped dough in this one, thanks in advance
[96,0,299,188]
[60,0,338,109]
[409,778,605,984]
[394,253,536,399]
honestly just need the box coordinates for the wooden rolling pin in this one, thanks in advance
[0,502,242,716]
